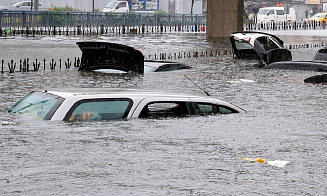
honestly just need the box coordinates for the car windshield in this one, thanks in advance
[9,92,61,120]
[312,13,325,18]
[258,9,268,15]
[144,65,153,73]
[105,1,117,9]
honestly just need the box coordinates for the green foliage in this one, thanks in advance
[51,4,81,12]
[155,9,166,14]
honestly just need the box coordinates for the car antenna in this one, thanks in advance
[184,74,211,96]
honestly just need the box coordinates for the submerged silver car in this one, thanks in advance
[9,88,245,121]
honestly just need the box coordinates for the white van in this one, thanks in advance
[257,7,296,22]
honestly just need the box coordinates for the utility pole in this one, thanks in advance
[92,0,95,12]
[34,0,39,10]
[31,0,33,10]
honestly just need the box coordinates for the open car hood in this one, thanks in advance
[230,31,291,64]
[77,42,144,73]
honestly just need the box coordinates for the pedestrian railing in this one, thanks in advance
[244,20,327,31]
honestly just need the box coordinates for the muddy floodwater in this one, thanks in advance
[1,31,327,195]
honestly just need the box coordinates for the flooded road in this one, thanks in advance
[1,31,327,195]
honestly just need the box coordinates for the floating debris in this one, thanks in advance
[2,121,9,125]
[267,160,290,167]
[238,157,290,167]
[226,79,257,84]
[237,157,265,162]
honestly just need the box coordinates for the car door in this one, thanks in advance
[323,14,327,24]
[276,9,285,22]
[267,9,276,22]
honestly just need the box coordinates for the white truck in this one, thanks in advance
[103,0,158,13]
[257,6,297,23]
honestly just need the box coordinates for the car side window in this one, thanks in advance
[65,98,133,122]
[139,102,238,119]
[276,10,284,15]
[117,2,126,9]
[196,103,238,115]
[139,102,191,119]
[268,10,275,15]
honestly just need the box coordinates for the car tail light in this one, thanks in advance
[241,37,251,42]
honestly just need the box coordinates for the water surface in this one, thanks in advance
[1,31,327,195]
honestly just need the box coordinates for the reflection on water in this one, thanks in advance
[1,32,327,195]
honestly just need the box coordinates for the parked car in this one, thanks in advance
[303,13,327,25]
[8,88,245,121]
[230,31,327,71]
[0,1,48,11]
[76,42,191,73]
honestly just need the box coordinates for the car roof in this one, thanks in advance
[42,88,209,99]
[311,13,327,17]
[42,88,245,113]
[259,7,284,10]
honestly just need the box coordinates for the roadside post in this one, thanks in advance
[0,11,2,37]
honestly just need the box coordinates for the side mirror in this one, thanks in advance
[267,13,270,16]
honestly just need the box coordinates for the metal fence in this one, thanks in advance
[0,10,207,36]
[2,11,327,37]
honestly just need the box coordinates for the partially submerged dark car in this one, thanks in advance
[230,31,327,72]
[76,42,191,74]
[230,31,292,65]
[263,48,327,72]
